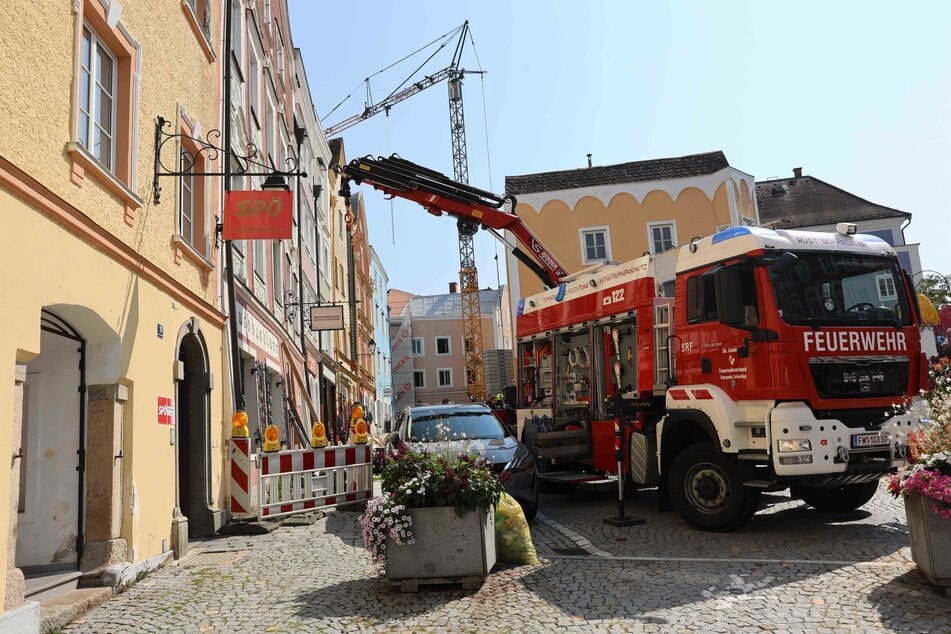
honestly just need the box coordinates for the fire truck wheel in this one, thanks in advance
[790,481,879,512]
[669,443,761,531]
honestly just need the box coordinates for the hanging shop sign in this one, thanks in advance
[223,191,293,240]
[310,305,345,331]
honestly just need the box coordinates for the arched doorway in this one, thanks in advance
[176,325,214,537]
[16,310,85,574]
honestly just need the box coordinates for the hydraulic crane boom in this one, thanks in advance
[335,154,570,289]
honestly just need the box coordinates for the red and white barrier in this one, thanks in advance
[230,437,254,518]
[258,444,372,519]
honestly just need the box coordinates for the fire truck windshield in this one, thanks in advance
[769,252,912,327]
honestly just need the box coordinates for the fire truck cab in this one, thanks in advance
[517,224,927,530]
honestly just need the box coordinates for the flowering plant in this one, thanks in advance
[380,449,504,514]
[359,494,414,572]
[360,448,504,571]
[889,360,951,518]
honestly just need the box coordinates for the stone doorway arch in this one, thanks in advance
[174,318,216,541]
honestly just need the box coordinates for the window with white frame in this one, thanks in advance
[648,221,677,254]
[79,26,117,170]
[253,238,266,284]
[179,150,195,245]
[413,370,425,388]
[580,226,611,264]
[411,338,424,356]
[265,97,276,167]
[437,368,452,387]
[271,241,282,306]
[248,47,260,126]
[435,336,451,355]
[876,274,898,301]
[229,0,242,64]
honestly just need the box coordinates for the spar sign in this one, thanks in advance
[158,397,175,425]
[223,191,293,240]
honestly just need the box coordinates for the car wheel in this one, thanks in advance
[520,466,539,522]
[791,481,879,512]
[668,443,761,531]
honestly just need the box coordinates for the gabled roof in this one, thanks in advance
[505,151,730,196]
[756,174,909,228]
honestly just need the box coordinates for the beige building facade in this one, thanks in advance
[504,152,759,301]
[0,0,227,626]
[390,288,512,408]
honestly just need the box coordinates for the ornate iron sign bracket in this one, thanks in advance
[152,116,305,206]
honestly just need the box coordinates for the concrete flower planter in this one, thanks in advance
[385,505,495,591]
[905,494,951,595]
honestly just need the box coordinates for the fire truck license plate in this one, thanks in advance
[851,432,890,449]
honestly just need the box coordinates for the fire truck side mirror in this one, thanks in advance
[771,251,799,274]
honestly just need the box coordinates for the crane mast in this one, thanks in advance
[448,69,487,401]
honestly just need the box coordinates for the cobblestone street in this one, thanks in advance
[63,482,951,633]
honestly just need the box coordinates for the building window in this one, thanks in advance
[179,150,195,245]
[580,226,611,264]
[648,221,677,254]
[412,338,424,356]
[229,0,242,66]
[68,1,140,214]
[79,26,117,171]
[254,239,266,285]
[414,370,426,389]
[272,241,283,306]
[876,274,897,302]
[435,336,451,355]
[183,0,214,61]
[248,49,260,126]
[437,368,452,388]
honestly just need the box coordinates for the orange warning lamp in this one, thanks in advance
[311,421,328,448]
[263,424,281,452]
[353,418,369,444]
[350,403,364,419]
[231,410,249,438]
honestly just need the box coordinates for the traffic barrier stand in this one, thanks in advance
[259,444,373,519]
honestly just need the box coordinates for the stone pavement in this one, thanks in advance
[62,482,951,633]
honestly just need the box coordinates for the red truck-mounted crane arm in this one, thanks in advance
[334,154,569,288]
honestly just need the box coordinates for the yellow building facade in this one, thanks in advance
[0,0,226,624]
[504,152,759,300]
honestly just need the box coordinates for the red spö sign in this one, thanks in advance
[158,397,175,425]
[223,191,293,240]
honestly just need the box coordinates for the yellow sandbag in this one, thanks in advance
[494,491,538,565]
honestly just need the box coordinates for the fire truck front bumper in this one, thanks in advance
[767,400,924,478]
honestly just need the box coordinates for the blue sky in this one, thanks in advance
[290,1,951,296]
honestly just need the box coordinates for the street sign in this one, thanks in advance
[223,191,293,240]
[310,305,344,331]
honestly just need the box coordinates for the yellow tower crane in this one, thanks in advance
[323,22,488,401]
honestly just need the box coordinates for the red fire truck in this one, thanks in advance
[516,225,927,529]
[336,155,927,531]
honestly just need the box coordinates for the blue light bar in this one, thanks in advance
[711,226,754,244]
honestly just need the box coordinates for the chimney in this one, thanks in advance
[793,167,803,179]
[449,282,458,294]
[586,153,592,168]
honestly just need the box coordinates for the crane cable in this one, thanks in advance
[320,24,465,122]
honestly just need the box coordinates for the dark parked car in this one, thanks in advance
[387,403,538,520]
